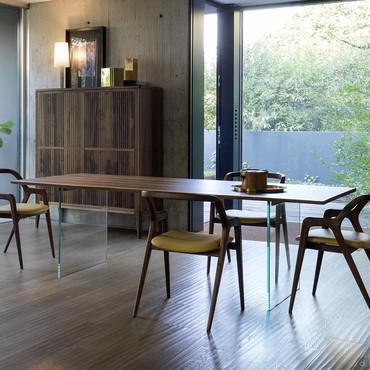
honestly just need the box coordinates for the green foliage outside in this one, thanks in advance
[204,60,217,132]
[204,1,369,193]
[0,120,13,149]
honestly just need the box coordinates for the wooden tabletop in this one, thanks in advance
[13,173,356,205]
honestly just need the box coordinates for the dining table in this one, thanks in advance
[14,173,356,309]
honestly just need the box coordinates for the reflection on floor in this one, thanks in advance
[0,220,369,369]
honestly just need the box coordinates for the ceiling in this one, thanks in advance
[0,0,352,10]
[0,0,50,8]
[213,0,338,6]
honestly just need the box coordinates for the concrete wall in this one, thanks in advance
[0,5,20,197]
[28,0,190,227]
[205,130,343,184]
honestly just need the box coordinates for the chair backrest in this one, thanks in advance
[337,194,370,232]
[0,168,29,193]
[224,170,286,184]
[142,191,229,229]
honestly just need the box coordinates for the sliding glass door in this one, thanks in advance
[204,3,218,181]
[242,1,369,222]
[0,5,21,200]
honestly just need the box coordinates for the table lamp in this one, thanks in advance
[54,42,70,88]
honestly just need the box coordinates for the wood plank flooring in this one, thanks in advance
[0,220,369,369]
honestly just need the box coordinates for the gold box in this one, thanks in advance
[101,68,124,87]
[124,58,138,81]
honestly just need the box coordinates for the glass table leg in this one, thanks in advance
[267,202,301,310]
[55,188,108,278]
[57,187,63,279]
[267,201,271,310]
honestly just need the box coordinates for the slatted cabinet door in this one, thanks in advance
[36,91,65,203]
[83,89,136,209]
[36,87,162,218]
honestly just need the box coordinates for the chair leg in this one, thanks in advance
[342,250,370,309]
[45,211,55,258]
[226,247,231,264]
[133,245,152,317]
[13,220,23,270]
[312,250,324,296]
[164,251,170,299]
[282,210,291,270]
[208,213,215,235]
[3,227,15,253]
[207,208,215,275]
[234,225,245,311]
[365,249,370,262]
[207,256,212,275]
[35,215,40,229]
[288,243,306,313]
[207,250,226,333]
[275,224,281,283]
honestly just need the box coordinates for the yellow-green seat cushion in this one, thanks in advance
[152,230,228,253]
[0,203,49,216]
[301,228,370,249]
[225,209,276,225]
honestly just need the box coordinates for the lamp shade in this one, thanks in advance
[54,42,70,68]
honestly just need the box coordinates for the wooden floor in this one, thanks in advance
[0,220,369,369]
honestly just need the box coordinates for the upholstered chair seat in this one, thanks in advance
[225,209,276,224]
[300,228,370,249]
[152,230,233,253]
[0,203,49,216]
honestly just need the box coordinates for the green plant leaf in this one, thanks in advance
[0,120,14,129]
[0,127,12,135]
[0,120,14,149]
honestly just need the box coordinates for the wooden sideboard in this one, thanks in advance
[36,87,162,237]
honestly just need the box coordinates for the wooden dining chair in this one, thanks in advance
[0,168,55,269]
[208,171,291,282]
[133,191,244,332]
[289,194,370,313]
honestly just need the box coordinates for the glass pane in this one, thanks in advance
[53,189,108,278]
[203,6,218,225]
[204,9,217,181]
[0,5,20,202]
[242,1,369,224]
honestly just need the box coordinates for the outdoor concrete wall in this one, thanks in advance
[28,0,190,228]
[204,130,343,184]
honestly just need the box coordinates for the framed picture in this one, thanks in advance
[66,27,106,88]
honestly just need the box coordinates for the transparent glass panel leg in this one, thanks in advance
[266,201,271,310]
[57,187,63,279]
[268,202,301,310]
[56,188,108,278]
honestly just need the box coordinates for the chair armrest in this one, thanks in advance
[302,217,333,229]
[323,209,341,219]
[299,216,350,249]
[24,187,49,205]
[0,193,17,217]
[224,171,242,180]
[226,217,240,228]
